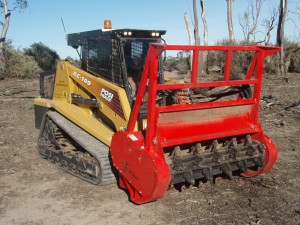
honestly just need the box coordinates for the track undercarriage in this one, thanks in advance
[38,111,116,185]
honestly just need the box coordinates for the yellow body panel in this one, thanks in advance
[34,98,114,146]
[34,60,133,146]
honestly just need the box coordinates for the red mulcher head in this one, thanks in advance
[111,44,280,204]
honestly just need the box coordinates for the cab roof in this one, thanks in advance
[67,29,166,49]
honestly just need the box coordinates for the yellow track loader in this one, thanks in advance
[34,22,279,204]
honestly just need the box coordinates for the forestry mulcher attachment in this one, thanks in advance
[34,24,280,204]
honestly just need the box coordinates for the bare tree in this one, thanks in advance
[238,0,264,43]
[287,1,300,21]
[200,0,208,73]
[192,0,204,75]
[193,0,200,46]
[276,0,288,75]
[184,13,193,47]
[226,0,235,42]
[184,12,193,67]
[0,0,28,51]
[286,1,300,41]
[200,0,208,46]
[184,0,205,75]
[262,5,277,45]
[0,0,9,50]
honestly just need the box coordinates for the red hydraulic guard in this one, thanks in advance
[110,44,280,204]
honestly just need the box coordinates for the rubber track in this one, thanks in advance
[47,111,116,185]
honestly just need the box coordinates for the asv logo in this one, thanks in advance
[100,88,114,102]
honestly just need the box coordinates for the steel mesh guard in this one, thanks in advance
[124,40,149,78]
[86,36,124,87]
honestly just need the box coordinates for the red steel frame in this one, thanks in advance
[111,44,280,204]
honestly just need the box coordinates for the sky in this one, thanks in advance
[4,0,300,59]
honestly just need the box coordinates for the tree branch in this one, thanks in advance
[262,5,277,45]
[238,0,264,43]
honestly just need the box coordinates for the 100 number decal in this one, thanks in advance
[72,71,92,86]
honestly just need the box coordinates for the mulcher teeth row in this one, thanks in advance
[168,135,265,185]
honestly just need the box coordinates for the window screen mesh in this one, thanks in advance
[124,40,150,78]
[86,36,123,86]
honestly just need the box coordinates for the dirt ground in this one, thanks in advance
[0,73,299,225]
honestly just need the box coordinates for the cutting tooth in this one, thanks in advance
[244,135,252,145]
[196,143,204,152]
[211,140,219,152]
[191,143,204,154]
[246,145,256,156]
[212,151,221,163]
[180,184,187,192]
[228,148,238,159]
[170,185,177,192]
[253,157,264,168]
[229,137,238,148]
[232,137,238,147]
[190,146,196,153]
[237,160,248,173]
[211,140,221,162]
[171,146,181,157]
[202,168,213,182]
[227,137,239,158]
[221,164,232,179]
[182,171,195,185]
[257,144,265,153]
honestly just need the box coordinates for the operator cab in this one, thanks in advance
[67,28,166,104]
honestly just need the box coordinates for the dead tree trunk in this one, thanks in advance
[276,0,288,76]
[200,0,208,46]
[227,0,235,43]
[192,0,203,76]
[200,0,208,73]
[0,0,11,52]
[193,0,200,46]
[184,12,193,68]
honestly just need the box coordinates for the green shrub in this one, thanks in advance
[24,42,60,71]
[0,45,42,79]
[285,40,300,73]
[289,55,300,73]
[264,54,279,75]
[207,39,255,77]
[207,39,282,76]
[163,51,190,74]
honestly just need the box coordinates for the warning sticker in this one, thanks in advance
[128,134,138,141]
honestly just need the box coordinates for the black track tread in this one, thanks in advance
[47,111,116,185]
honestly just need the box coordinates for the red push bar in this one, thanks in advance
[128,44,279,148]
